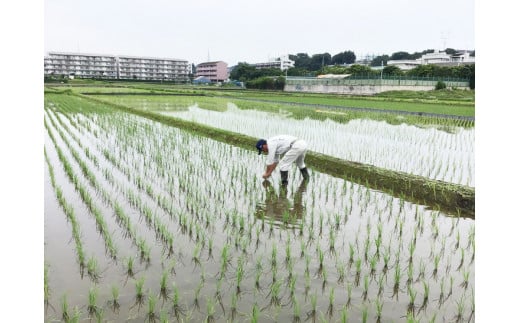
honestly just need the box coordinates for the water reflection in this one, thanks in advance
[255,179,308,228]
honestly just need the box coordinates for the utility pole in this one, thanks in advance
[380,60,383,80]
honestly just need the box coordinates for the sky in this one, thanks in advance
[44,0,475,66]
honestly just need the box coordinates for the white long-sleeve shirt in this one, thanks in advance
[265,135,298,165]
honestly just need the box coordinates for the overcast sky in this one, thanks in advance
[44,0,475,66]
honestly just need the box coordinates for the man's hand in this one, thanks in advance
[263,163,278,179]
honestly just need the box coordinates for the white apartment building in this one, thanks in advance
[253,55,295,71]
[387,50,475,70]
[44,52,191,82]
[117,55,190,82]
[44,52,118,79]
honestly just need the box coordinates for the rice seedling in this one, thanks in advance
[370,254,378,276]
[329,231,336,254]
[460,268,470,289]
[362,305,369,323]
[417,280,430,314]
[110,284,120,312]
[337,261,346,283]
[326,287,335,317]
[375,298,383,322]
[206,297,216,322]
[432,253,440,279]
[447,275,454,299]
[307,292,318,321]
[316,247,327,277]
[406,311,419,323]
[61,294,70,322]
[292,297,302,322]
[66,306,81,323]
[346,283,353,308]
[355,257,362,286]
[382,247,391,275]
[86,256,100,282]
[348,243,355,268]
[271,244,278,269]
[44,265,50,305]
[159,309,169,323]
[416,260,426,283]
[135,276,146,304]
[406,263,414,286]
[171,283,184,318]
[438,277,446,305]
[146,294,158,322]
[362,274,369,301]
[192,242,202,267]
[159,270,169,298]
[393,264,401,299]
[454,294,466,322]
[321,266,328,292]
[340,306,348,323]
[193,281,203,310]
[407,285,417,316]
[251,303,259,323]
[229,292,238,320]
[269,280,282,307]
[456,248,465,271]
[287,274,297,299]
[377,274,385,297]
[87,286,99,319]
[235,257,244,294]
[285,242,292,265]
[304,270,311,297]
[468,288,475,322]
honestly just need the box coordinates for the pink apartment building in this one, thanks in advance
[195,61,228,82]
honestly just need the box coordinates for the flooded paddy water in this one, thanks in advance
[44,93,474,322]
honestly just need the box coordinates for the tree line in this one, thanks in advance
[230,49,475,90]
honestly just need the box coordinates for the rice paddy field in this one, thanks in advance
[44,88,475,322]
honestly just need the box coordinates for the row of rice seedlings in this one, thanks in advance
[51,110,164,268]
[44,147,87,268]
[50,107,176,262]
[45,114,118,259]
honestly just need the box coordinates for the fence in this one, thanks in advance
[286,75,469,88]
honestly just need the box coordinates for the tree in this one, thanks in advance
[229,63,257,81]
[382,65,403,76]
[445,48,457,55]
[370,55,389,67]
[309,53,332,71]
[229,63,283,82]
[348,64,376,76]
[331,51,356,65]
[290,53,312,70]
[390,51,412,60]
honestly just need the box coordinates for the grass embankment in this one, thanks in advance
[70,92,474,218]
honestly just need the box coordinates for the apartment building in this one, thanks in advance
[44,52,118,79]
[253,55,295,71]
[195,61,228,82]
[117,55,190,82]
[388,50,475,70]
[44,52,191,82]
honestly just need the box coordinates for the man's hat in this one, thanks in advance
[255,139,267,155]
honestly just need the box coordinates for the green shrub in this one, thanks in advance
[435,81,447,90]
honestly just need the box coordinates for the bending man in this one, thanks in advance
[256,135,310,185]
